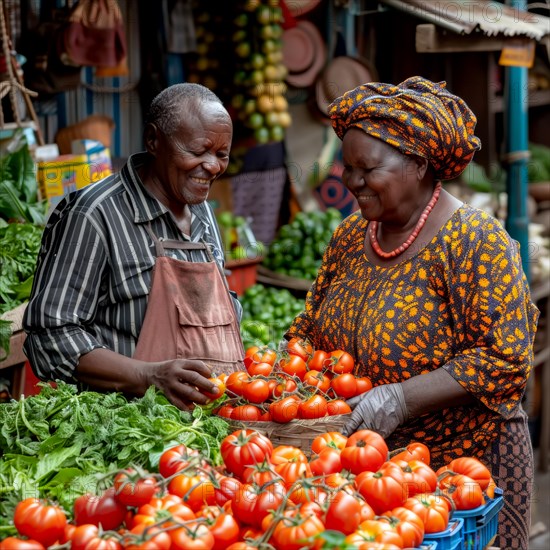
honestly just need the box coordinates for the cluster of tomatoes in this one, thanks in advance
[210,338,374,423]
[1,428,498,550]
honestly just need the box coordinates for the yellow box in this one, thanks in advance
[37,154,96,208]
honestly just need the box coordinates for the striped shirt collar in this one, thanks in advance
[121,152,211,240]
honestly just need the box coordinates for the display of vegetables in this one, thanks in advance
[240,284,304,348]
[263,208,342,280]
[0,382,230,534]
[0,422,498,549]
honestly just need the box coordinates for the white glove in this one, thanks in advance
[342,383,409,438]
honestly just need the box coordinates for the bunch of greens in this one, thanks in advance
[0,221,43,315]
[0,129,47,225]
[0,382,229,528]
[0,221,44,359]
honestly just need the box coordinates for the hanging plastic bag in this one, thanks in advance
[60,0,127,67]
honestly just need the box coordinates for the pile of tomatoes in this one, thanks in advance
[1,428,498,550]
[211,339,374,423]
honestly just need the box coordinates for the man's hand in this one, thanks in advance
[342,383,409,438]
[147,359,220,410]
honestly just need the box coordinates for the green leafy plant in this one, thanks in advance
[0,129,47,224]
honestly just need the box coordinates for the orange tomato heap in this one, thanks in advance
[3,428,499,550]
[209,339,375,424]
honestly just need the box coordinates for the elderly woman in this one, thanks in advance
[286,77,538,549]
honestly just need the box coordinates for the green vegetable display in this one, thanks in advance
[0,129,47,225]
[0,382,229,533]
[263,208,342,280]
[240,283,304,349]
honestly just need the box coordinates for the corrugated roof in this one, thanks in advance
[379,0,550,40]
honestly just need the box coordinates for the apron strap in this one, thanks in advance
[144,222,215,261]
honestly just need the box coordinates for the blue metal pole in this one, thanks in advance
[504,0,530,281]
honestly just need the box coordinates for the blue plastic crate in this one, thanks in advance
[454,487,504,550]
[414,542,438,550]
[422,518,464,550]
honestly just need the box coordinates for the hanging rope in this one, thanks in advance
[0,0,38,127]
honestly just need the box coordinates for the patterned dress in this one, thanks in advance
[288,204,539,549]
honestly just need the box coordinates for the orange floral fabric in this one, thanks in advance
[328,76,481,181]
[288,205,539,468]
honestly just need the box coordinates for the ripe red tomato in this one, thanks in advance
[73,488,126,530]
[327,350,355,374]
[438,473,485,510]
[113,469,158,508]
[309,446,342,476]
[326,399,352,416]
[203,377,226,400]
[385,507,425,548]
[158,444,199,478]
[340,429,388,474]
[168,473,216,511]
[214,474,241,506]
[311,431,348,454]
[230,404,262,421]
[355,461,408,514]
[169,522,215,550]
[303,370,330,392]
[69,524,122,550]
[307,349,329,371]
[13,498,67,548]
[355,376,373,395]
[216,403,235,418]
[390,441,431,465]
[220,429,273,478]
[231,481,286,528]
[0,539,45,550]
[286,337,313,361]
[331,373,358,398]
[225,371,250,396]
[279,354,308,380]
[269,396,300,423]
[241,378,270,404]
[247,361,273,377]
[403,493,450,534]
[298,394,328,419]
[244,346,277,367]
[436,456,492,491]
[324,490,365,534]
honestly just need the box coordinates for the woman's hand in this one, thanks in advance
[147,359,220,410]
[342,383,409,437]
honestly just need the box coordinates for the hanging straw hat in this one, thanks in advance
[282,21,326,88]
[315,56,377,117]
[284,0,322,18]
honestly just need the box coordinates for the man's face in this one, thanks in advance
[150,100,233,206]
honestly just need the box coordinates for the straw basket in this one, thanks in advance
[227,414,350,456]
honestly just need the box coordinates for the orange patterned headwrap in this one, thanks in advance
[328,76,481,181]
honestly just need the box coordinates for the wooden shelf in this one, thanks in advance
[491,89,550,113]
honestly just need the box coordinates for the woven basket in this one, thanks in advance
[228,414,350,456]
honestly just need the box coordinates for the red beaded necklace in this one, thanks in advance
[369,182,443,259]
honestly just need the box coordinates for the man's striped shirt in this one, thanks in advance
[23,152,241,381]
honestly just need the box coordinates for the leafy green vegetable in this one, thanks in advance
[0,129,47,225]
[0,382,230,527]
[0,222,43,315]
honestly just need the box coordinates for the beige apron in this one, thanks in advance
[133,225,245,375]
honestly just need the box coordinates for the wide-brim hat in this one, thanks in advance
[315,56,377,117]
[285,0,322,17]
[283,21,326,88]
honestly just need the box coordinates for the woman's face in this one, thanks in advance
[147,100,232,207]
[342,129,426,224]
